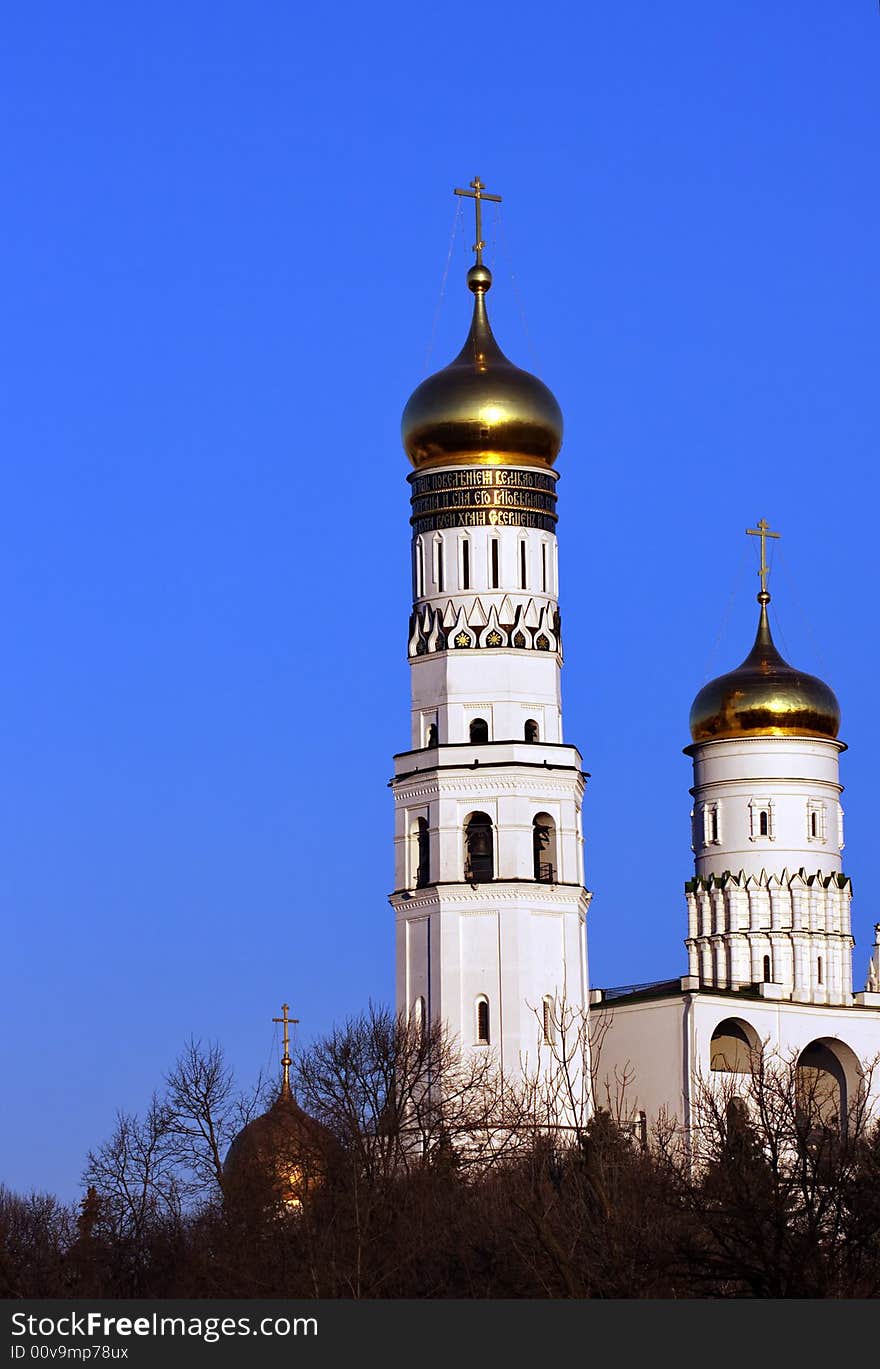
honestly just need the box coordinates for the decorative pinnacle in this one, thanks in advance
[453,176,502,268]
[746,518,780,600]
[271,1002,299,1097]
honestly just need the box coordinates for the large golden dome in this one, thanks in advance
[402,263,563,471]
[689,592,840,743]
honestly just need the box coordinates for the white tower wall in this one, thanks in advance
[391,459,591,1086]
[685,736,853,1005]
[689,736,844,881]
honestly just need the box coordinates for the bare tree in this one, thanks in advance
[82,1094,181,1244]
[654,1047,880,1297]
[163,1037,264,1200]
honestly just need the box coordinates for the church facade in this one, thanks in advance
[591,560,880,1129]
[390,181,880,1129]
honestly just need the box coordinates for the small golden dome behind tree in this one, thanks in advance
[223,1085,333,1210]
[223,1003,335,1211]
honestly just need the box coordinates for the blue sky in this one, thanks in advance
[2,2,879,1199]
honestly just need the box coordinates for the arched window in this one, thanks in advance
[797,1038,862,1134]
[533,813,557,883]
[476,996,490,1044]
[413,538,425,598]
[464,812,494,882]
[541,541,548,593]
[811,810,818,837]
[413,996,426,1036]
[460,537,470,590]
[524,718,539,744]
[415,817,430,888]
[710,1018,761,1073]
[469,717,489,744]
[763,954,771,983]
[425,722,438,748]
[542,996,555,1045]
[759,809,769,837]
[519,539,528,590]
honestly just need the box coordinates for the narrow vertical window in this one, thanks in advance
[810,810,818,838]
[763,955,771,983]
[414,538,425,598]
[434,537,444,593]
[759,810,769,837]
[542,997,554,1045]
[415,817,430,888]
[490,538,500,589]
[710,806,719,843]
[476,997,490,1044]
[541,541,548,593]
[460,538,470,590]
[519,539,528,590]
[817,957,824,985]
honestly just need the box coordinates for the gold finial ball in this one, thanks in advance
[467,263,493,294]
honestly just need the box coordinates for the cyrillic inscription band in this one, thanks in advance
[409,467,558,533]
[412,509,558,533]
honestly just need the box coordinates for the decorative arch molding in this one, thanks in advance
[407,598,562,658]
[710,1017,763,1073]
[796,1036,863,1131]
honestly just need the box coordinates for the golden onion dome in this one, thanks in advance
[223,1080,336,1209]
[402,263,563,471]
[689,592,840,744]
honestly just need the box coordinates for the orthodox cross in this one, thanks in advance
[272,1002,299,1093]
[454,177,502,265]
[746,518,780,596]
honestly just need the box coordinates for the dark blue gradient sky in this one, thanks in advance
[2,2,879,1198]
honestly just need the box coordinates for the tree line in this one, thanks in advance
[2,1006,879,1298]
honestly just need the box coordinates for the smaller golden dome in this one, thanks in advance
[689,593,840,743]
[402,264,563,471]
[223,1082,335,1209]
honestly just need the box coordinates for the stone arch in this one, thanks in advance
[532,812,557,882]
[796,1037,863,1131]
[469,717,489,744]
[710,1017,762,1073]
[411,816,429,888]
[463,811,494,883]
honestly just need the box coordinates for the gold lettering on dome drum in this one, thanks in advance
[409,466,558,532]
[410,489,556,516]
[410,469,556,495]
[412,510,557,534]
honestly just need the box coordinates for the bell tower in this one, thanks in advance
[389,180,591,1083]
[685,523,853,1005]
